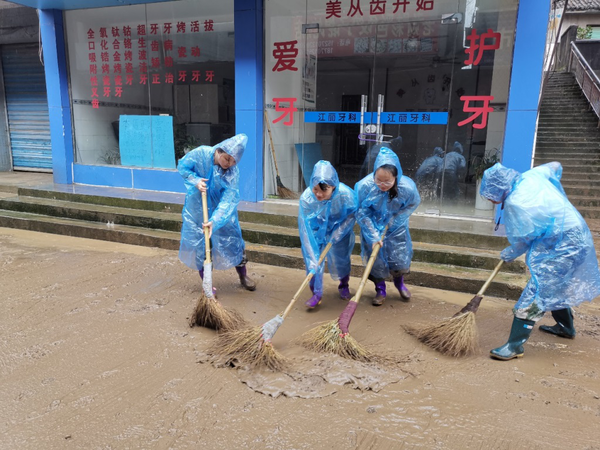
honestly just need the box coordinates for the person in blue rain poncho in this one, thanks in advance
[415,146,444,201]
[178,133,256,292]
[355,147,421,306]
[480,162,600,360]
[299,161,358,309]
[441,141,466,201]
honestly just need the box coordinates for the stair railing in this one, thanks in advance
[568,42,600,127]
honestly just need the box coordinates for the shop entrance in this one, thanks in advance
[298,17,477,216]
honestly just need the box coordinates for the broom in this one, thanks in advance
[410,260,504,357]
[188,190,247,331]
[264,110,299,199]
[299,226,390,362]
[208,242,333,371]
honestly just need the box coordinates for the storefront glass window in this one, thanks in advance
[264,0,518,219]
[65,0,235,169]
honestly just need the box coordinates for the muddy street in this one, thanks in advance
[1,228,600,449]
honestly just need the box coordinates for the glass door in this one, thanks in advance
[300,18,462,209]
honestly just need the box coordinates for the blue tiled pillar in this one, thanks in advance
[39,9,74,184]
[234,0,264,202]
[502,0,550,174]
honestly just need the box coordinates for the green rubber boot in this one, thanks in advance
[539,308,576,339]
[490,317,535,361]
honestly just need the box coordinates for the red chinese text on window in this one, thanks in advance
[102,64,110,74]
[151,41,159,52]
[103,75,110,85]
[151,57,160,68]
[272,98,298,126]
[92,99,100,109]
[103,87,110,97]
[89,53,96,63]
[139,74,148,85]
[113,63,122,73]
[125,63,133,73]
[91,87,99,98]
[178,47,187,58]
[139,62,147,73]
[88,42,95,51]
[205,70,214,82]
[87,29,95,39]
[464,28,501,66]
[272,40,299,72]
[458,95,494,129]
[112,27,120,37]
[113,52,121,62]
[125,51,133,61]
[137,24,146,35]
[392,0,410,13]
[152,74,161,84]
[191,20,200,32]
[166,73,174,84]
[192,70,201,82]
[178,71,187,82]
[101,52,109,62]
[204,20,214,31]
[115,86,123,97]
[138,38,146,48]
[191,46,200,57]
[89,64,97,74]
[100,28,108,38]
[115,75,122,85]
[164,22,172,34]
[124,39,132,49]
[415,0,434,11]
[347,0,364,17]
[326,0,342,18]
[126,74,133,85]
[370,0,386,15]
[90,76,98,86]
[101,40,108,51]
[139,50,147,61]
[113,39,120,50]
[164,40,173,51]
[165,56,174,67]
[123,26,131,37]
[177,21,186,33]
[151,24,159,35]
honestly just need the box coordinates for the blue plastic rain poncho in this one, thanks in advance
[442,141,467,201]
[355,148,421,280]
[178,133,248,271]
[480,162,600,312]
[415,146,444,200]
[298,161,358,296]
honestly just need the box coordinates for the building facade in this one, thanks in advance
[1,0,550,221]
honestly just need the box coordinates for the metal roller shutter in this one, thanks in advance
[1,44,52,171]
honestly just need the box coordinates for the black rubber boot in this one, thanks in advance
[235,266,256,291]
[539,308,576,339]
[490,317,535,361]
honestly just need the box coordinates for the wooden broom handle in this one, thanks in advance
[201,190,211,264]
[351,225,390,304]
[476,260,503,296]
[281,242,333,319]
[264,110,282,178]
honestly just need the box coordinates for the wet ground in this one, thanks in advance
[1,228,600,449]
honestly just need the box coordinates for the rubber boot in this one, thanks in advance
[235,266,256,291]
[393,275,411,300]
[305,293,322,309]
[338,275,351,300]
[490,317,535,361]
[372,281,387,306]
[539,308,576,339]
[198,269,217,298]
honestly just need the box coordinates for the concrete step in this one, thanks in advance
[0,209,526,300]
[0,193,523,273]
[567,195,600,208]
[563,185,600,197]
[535,155,600,164]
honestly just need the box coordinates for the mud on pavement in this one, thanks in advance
[1,228,600,449]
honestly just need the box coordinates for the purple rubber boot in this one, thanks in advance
[305,293,322,309]
[338,275,351,300]
[372,281,386,306]
[235,266,256,291]
[393,275,411,300]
